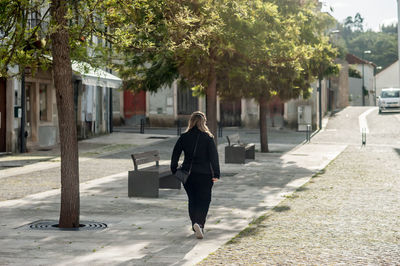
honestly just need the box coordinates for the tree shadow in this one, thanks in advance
[2,128,337,265]
[295,186,309,192]
[272,205,291,212]
[0,158,53,169]
[378,111,400,116]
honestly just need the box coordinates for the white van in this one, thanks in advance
[378,88,400,113]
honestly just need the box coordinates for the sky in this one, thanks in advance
[321,0,398,31]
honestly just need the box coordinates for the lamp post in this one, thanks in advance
[316,29,340,130]
[397,0,400,87]
[374,66,382,106]
[20,67,31,153]
[20,69,26,153]
[361,50,371,106]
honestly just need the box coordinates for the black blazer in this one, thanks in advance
[170,126,220,178]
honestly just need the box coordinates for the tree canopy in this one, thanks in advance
[0,0,113,77]
[0,0,121,228]
[107,0,338,142]
[337,13,398,72]
[2,2,341,220]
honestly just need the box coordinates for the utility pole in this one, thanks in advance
[362,50,371,106]
[20,69,26,153]
[374,66,382,106]
[362,62,365,106]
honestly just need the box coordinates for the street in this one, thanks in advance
[312,106,400,146]
[201,106,400,265]
[2,0,399,264]
[1,106,400,265]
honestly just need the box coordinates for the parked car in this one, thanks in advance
[378,88,400,113]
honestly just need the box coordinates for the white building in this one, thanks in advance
[284,58,349,130]
[123,57,349,132]
[346,54,375,106]
[0,62,121,153]
[72,61,122,139]
[375,60,400,98]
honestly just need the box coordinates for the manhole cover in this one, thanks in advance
[147,136,169,139]
[24,220,107,231]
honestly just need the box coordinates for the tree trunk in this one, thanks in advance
[259,96,269,152]
[206,62,218,143]
[50,0,80,228]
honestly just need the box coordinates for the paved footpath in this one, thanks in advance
[0,128,305,201]
[0,127,345,265]
[0,132,175,201]
[200,107,400,265]
[200,144,400,265]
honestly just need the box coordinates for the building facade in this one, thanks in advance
[375,60,399,98]
[1,62,121,153]
[346,54,375,106]
[72,61,122,139]
[0,66,58,153]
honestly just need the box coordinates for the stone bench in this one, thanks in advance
[225,133,255,164]
[128,150,181,197]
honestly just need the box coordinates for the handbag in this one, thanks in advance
[175,134,200,184]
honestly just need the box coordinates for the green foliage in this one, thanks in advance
[0,0,50,76]
[381,23,397,34]
[338,14,398,73]
[0,0,114,77]
[104,0,179,92]
[120,53,179,92]
[107,0,268,95]
[2,0,339,104]
[344,13,364,32]
[347,31,397,72]
[349,66,361,78]
[218,0,339,102]
[363,86,368,96]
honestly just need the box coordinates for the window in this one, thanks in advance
[28,11,41,29]
[381,91,400,98]
[177,84,198,115]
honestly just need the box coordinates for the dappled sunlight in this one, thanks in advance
[61,242,149,265]
[0,126,348,264]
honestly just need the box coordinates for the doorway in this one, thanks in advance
[177,86,198,115]
[123,90,146,125]
[220,98,241,127]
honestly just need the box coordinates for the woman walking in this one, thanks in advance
[171,111,220,239]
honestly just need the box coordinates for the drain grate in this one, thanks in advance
[25,220,107,231]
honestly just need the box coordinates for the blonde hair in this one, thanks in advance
[185,111,214,138]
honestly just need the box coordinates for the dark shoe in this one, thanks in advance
[193,223,204,239]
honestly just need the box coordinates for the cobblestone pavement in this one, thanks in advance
[199,107,400,265]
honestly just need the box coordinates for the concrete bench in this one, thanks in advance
[128,150,181,197]
[225,133,255,164]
